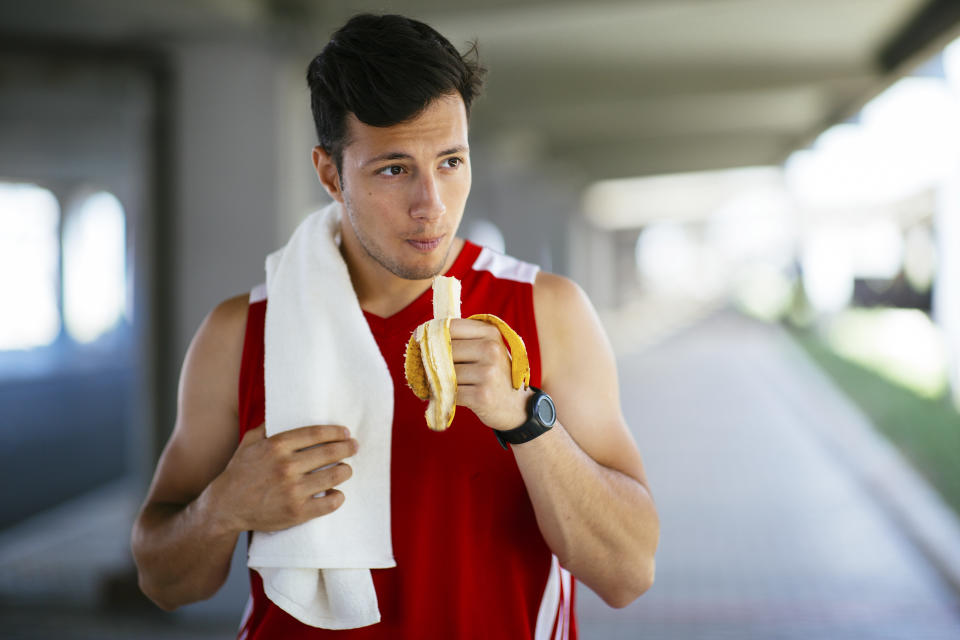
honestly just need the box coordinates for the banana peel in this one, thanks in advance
[464,313,531,391]
[405,275,530,431]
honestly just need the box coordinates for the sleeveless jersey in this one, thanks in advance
[236,240,577,640]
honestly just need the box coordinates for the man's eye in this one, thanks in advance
[379,165,404,176]
[443,157,463,169]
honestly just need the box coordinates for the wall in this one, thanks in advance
[0,49,154,525]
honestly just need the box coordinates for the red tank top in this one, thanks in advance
[236,241,577,640]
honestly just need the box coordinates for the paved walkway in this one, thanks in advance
[577,310,960,639]
[2,310,959,638]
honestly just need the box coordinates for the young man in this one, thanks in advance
[132,13,658,639]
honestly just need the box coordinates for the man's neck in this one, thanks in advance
[339,225,465,319]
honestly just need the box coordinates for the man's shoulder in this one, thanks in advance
[194,293,253,357]
[533,271,586,310]
[532,271,600,362]
[209,292,252,327]
[206,284,267,331]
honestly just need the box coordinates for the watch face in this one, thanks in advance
[535,394,556,426]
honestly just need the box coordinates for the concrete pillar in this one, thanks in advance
[933,172,960,410]
[170,40,283,412]
[613,229,643,307]
[568,214,617,311]
[938,39,960,411]
[275,55,331,242]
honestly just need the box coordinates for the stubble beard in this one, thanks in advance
[342,195,453,281]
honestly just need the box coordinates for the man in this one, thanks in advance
[132,13,658,639]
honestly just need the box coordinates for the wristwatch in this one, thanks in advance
[495,387,556,449]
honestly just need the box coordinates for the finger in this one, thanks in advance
[448,318,499,340]
[454,362,499,386]
[272,424,351,451]
[303,463,353,495]
[304,488,346,519]
[292,438,359,474]
[455,384,486,410]
[450,337,504,364]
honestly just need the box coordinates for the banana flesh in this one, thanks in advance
[404,275,531,431]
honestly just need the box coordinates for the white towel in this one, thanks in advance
[247,202,395,629]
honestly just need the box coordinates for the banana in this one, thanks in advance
[404,275,531,431]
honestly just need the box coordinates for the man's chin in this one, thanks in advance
[393,243,454,280]
[393,260,448,281]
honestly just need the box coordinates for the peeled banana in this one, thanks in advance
[405,275,531,431]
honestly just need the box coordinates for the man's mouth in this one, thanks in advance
[407,236,443,251]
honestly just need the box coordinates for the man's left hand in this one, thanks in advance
[449,318,533,431]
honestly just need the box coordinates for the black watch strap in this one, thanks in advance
[495,387,556,450]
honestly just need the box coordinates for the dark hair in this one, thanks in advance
[306,13,486,174]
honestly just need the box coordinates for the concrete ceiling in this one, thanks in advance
[2,0,959,182]
[427,0,956,180]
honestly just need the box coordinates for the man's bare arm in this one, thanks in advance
[450,274,659,608]
[517,273,658,607]
[131,295,357,610]
[131,295,250,609]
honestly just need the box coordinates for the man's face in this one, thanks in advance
[336,93,472,281]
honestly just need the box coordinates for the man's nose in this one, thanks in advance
[410,171,446,221]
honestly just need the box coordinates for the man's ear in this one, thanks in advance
[312,146,344,203]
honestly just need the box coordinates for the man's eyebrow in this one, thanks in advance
[363,152,410,167]
[438,145,469,157]
[362,146,469,167]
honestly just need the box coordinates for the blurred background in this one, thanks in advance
[2,0,960,638]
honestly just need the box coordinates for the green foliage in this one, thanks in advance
[789,327,960,516]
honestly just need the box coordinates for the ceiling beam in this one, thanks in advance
[475,84,842,144]
[879,0,960,71]
[481,63,875,109]
[543,132,790,181]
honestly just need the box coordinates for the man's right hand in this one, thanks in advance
[135,295,364,610]
[209,423,358,534]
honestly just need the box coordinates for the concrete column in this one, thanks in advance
[933,172,960,410]
[568,214,617,311]
[170,40,283,393]
[938,40,960,411]
[275,55,331,243]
